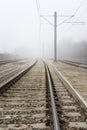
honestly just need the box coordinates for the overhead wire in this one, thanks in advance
[52,0,86,28]
[36,0,41,24]
[37,0,87,37]
[56,0,86,28]
[41,16,54,27]
[74,7,87,22]
[36,0,41,15]
[63,0,87,32]
[36,0,42,56]
[36,0,86,28]
[74,0,86,15]
[59,0,86,60]
[57,16,74,26]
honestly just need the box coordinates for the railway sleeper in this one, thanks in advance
[47,64,87,130]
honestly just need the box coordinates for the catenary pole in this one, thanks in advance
[54,12,57,61]
[41,12,83,62]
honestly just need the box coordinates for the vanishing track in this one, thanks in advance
[0,60,87,130]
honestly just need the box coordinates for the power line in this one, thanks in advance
[36,0,39,15]
[36,0,40,15]
[59,0,86,29]
[65,8,87,31]
[62,1,86,32]
[36,0,41,24]
[37,0,41,14]
[40,0,81,27]
[74,7,87,22]
[41,15,74,27]
[74,0,86,15]
[41,16,54,27]
[57,16,74,26]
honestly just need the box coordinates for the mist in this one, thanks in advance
[58,39,87,63]
[0,0,87,63]
[0,0,41,58]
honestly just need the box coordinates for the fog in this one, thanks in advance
[0,0,87,62]
[58,40,87,63]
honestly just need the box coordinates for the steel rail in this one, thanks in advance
[0,61,11,65]
[0,69,21,83]
[0,60,18,65]
[45,64,61,130]
[62,60,87,69]
[49,62,87,112]
[0,61,37,94]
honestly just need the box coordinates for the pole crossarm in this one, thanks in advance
[40,15,54,17]
[40,12,75,61]
[57,15,74,17]
[41,14,75,27]
[40,11,85,61]
[63,21,85,24]
[40,14,74,17]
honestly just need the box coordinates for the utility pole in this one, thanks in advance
[41,13,82,61]
[54,12,57,61]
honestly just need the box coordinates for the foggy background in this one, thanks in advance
[0,0,87,63]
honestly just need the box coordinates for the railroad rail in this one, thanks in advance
[0,60,12,65]
[0,60,19,65]
[61,60,87,69]
[0,59,27,66]
[0,61,61,129]
[45,64,60,130]
[53,61,87,104]
[47,61,87,129]
[0,60,37,94]
[0,60,87,129]
[0,60,33,84]
[49,62,87,111]
[0,69,21,83]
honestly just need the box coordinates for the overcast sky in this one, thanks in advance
[0,0,87,58]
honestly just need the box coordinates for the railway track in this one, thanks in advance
[0,60,19,66]
[0,60,30,79]
[0,59,25,66]
[0,60,87,129]
[47,62,87,130]
[0,60,12,65]
[53,61,87,104]
[0,60,27,77]
[0,61,53,129]
[0,61,32,84]
[61,60,87,69]
[0,60,36,93]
